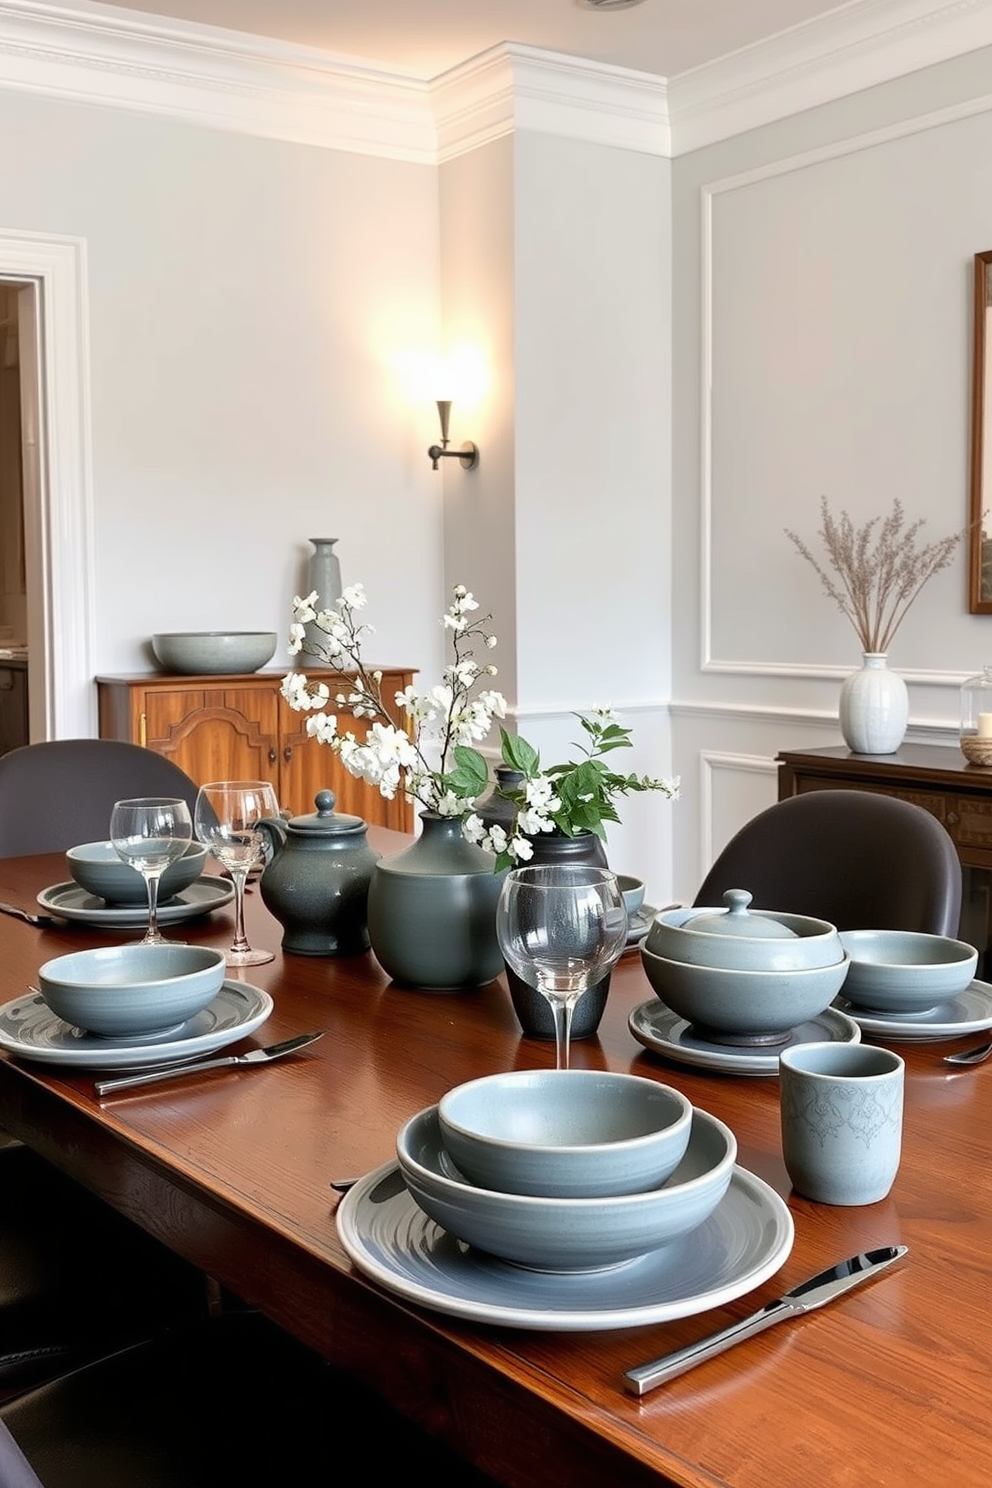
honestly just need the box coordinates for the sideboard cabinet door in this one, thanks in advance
[96,671,414,830]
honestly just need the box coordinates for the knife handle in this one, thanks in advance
[624,1298,790,1395]
[95,1055,237,1095]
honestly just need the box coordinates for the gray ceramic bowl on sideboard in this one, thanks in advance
[151,632,277,675]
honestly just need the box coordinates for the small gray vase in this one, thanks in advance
[304,538,342,657]
[367,812,506,991]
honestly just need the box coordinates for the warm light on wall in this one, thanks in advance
[425,346,486,472]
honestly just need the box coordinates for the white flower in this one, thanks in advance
[435,790,471,818]
[485,634,497,649]
[306,712,339,744]
[516,806,554,836]
[341,583,367,609]
[508,835,533,861]
[287,621,307,656]
[487,824,508,854]
[462,813,486,844]
[281,672,315,710]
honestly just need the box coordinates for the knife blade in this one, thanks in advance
[623,1244,907,1396]
[94,1032,324,1096]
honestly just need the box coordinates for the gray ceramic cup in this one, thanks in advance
[779,1042,904,1206]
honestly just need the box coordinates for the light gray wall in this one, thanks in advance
[670,44,992,901]
[0,86,445,686]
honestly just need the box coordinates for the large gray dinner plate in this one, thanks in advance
[834,979,992,1042]
[336,1160,793,1331]
[37,876,234,929]
[0,981,272,1069]
[628,1000,860,1075]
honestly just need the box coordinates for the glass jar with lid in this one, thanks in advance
[960,666,992,764]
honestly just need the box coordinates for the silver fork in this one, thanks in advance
[943,1040,992,1066]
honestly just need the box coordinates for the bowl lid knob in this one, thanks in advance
[690,889,798,939]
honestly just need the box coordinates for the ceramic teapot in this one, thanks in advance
[258,790,379,957]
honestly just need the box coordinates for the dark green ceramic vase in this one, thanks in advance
[367,812,505,991]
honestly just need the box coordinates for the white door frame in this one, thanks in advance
[0,230,95,739]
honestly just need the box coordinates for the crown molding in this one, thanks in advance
[430,43,670,162]
[1,1,992,163]
[0,0,436,159]
[669,0,992,154]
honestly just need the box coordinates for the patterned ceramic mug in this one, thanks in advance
[779,1042,905,1206]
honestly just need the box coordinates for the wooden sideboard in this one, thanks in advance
[96,668,415,830]
[777,743,992,959]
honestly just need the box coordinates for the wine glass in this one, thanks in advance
[194,781,279,967]
[496,864,628,1070]
[109,796,193,946]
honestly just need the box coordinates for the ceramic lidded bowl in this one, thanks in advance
[66,840,206,905]
[645,890,843,972]
[397,1105,735,1272]
[437,1070,692,1199]
[37,944,227,1037]
[639,942,850,1045]
[838,930,978,1014]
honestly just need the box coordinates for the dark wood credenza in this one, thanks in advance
[777,743,992,958]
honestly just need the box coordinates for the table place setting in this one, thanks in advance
[335,1068,795,1333]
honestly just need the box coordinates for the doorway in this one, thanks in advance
[0,231,96,742]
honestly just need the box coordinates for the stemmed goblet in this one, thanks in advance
[109,796,193,946]
[194,781,279,967]
[496,864,628,1070]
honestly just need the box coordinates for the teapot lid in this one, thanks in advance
[287,790,366,836]
[689,889,798,939]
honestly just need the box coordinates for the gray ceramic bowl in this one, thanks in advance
[37,944,227,1037]
[645,895,843,972]
[639,942,850,1044]
[838,930,978,1014]
[618,875,646,919]
[437,1070,692,1198]
[397,1104,735,1272]
[151,632,277,675]
[66,840,207,905]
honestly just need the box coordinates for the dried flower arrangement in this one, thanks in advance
[785,497,963,655]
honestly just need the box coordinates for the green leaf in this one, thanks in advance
[447,746,489,796]
[501,728,540,776]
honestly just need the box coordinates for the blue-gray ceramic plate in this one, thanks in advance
[0,981,272,1069]
[628,1000,860,1076]
[833,980,992,1042]
[335,1160,793,1331]
[36,875,234,929]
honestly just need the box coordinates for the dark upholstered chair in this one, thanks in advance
[0,740,207,1396]
[694,789,962,936]
[0,739,200,857]
[0,1312,498,1488]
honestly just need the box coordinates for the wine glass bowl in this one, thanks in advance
[194,781,279,967]
[109,797,193,946]
[496,864,628,1070]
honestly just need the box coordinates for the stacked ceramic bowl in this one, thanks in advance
[37,944,227,1038]
[640,889,851,1046]
[66,840,207,906]
[395,1069,737,1271]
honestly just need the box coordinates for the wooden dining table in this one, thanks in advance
[0,831,988,1488]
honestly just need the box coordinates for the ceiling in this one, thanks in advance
[92,0,862,80]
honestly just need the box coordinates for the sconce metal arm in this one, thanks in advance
[428,398,479,470]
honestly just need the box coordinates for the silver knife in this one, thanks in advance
[94,1032,324,1096]
[0,901,60,928]
[623,1244,907,1396]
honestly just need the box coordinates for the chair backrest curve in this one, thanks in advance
[694,789,962,937]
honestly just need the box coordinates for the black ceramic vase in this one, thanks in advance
[503,829,614,1042]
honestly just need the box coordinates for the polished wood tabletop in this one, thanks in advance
[0,835,988,1488]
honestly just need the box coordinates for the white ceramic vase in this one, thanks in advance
[838,653,908,754]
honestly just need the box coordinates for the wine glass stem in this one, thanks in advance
[144,870,163,942]
[229,869,251,955]
[544,991,574,1071]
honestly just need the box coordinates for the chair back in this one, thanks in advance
[0,740,200,857]
[694,789,962,936]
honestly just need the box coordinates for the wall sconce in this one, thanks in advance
[427,400,478,471]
